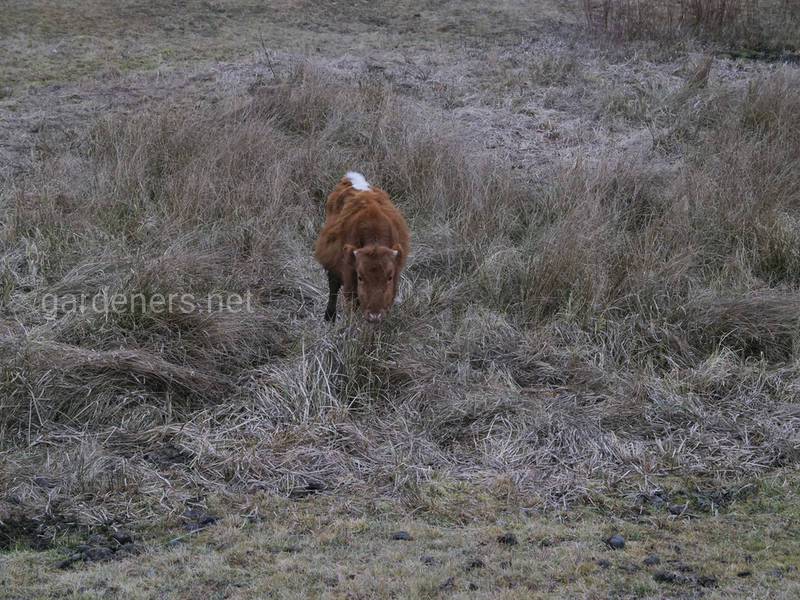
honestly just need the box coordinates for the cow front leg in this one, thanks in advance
[324,270,342,322]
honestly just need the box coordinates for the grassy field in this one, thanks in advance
[3,475,799,598]
[2,1,800,598]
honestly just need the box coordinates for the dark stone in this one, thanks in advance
[497,533,517,546]
[604,534,625,550]
[499,560,512,569]
[737,570,752,578]
[468,582,478,591]
[391,531,413,541]
[653,570,692,585]
[653,570,677,583]
[695,495,714,512]
[465,558,484,571]
[698,575,718,587]
[769,568,784,579]
[182,508,205,521]
[597,559,611,569]
[111,530,133,545]
[197,514,219,526]
[639,489,668,508]
[56,553,83,569]
[289,481,325,499]
[82,546,114,562]
[643,554,661,566]
[421,555,436,566]
[182,510,219,532]
[439,577,455,591]
[147,444,192,466]
[115,542,143,557]
[669,504,688,515]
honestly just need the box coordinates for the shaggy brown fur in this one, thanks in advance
[314,173,411,323]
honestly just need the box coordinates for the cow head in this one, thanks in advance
[345,244,402,323]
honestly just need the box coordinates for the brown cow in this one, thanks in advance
[314,171,410,323]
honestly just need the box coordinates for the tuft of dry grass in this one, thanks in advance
[1,59,800,543]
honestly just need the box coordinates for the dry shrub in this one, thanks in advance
[1,63,799,533]
[584,0,800,47]
[679,70,800,281]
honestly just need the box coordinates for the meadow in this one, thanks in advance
[1,1,799,597]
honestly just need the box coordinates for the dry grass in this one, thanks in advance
[584,0,800,48]
[0,3,799,598]
[0,0,566,89]
[1,55,800,550]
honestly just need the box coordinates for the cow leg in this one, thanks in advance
[324,270,341,322]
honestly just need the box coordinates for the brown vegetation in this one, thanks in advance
[584,0,800,47]
[2,61,799,536]
[1,4,800,597]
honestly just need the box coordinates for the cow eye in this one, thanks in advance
[357,275,363,282]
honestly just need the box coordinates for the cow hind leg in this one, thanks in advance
[324,270,341,322]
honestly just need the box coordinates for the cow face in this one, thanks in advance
[346,244,402,323]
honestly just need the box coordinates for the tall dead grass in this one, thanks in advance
[1,63,799,534]
[584,0,800,48]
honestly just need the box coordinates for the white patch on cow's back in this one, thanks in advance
[345,171,371,191]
